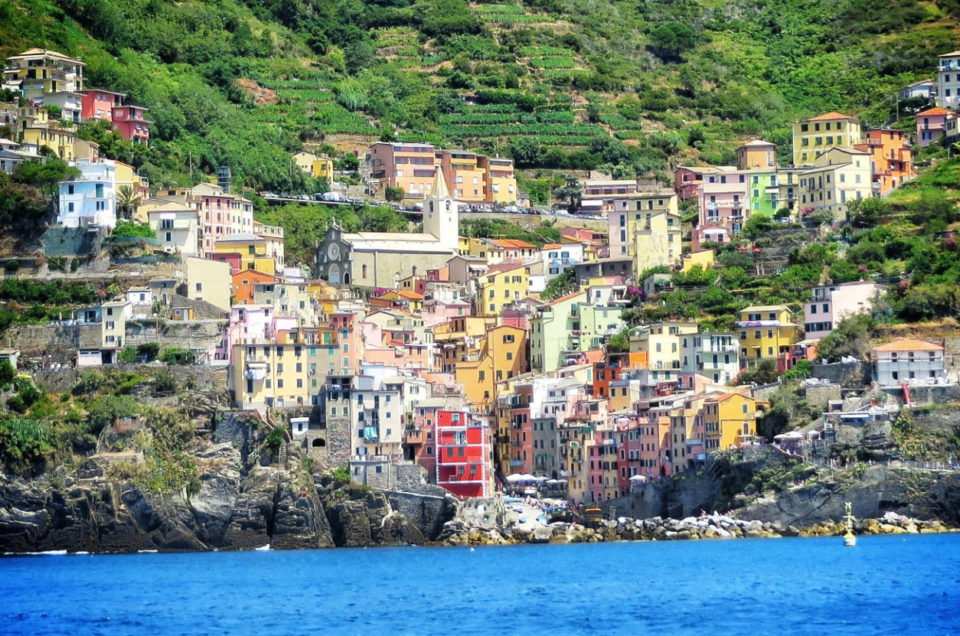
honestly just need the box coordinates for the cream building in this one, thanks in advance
[184,256,231,311]
[315,170,458,287]
[797,147,872,222]
[792,112,862,166]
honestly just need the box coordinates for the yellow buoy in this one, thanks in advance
[842,502,857,547]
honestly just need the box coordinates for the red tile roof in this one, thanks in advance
[872,338,943,352]
[917,107,954,117]
[808,111,856,121]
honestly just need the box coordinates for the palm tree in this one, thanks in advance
[116,185,141,221]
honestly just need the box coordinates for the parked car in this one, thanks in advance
[321,191,345,202]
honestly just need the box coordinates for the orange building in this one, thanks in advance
[369,142,438,199]
[231,269,277,305]
[862,129,915,196]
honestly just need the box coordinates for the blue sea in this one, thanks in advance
[1,534,958,635]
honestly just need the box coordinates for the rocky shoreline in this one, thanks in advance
[433,500,956,547]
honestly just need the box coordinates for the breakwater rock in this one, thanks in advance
[435,499,955,547]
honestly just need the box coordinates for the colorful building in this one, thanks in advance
[3,48,84,123]
[214,233,276,276]
[792,112,862,166]
[797,147,872,222]
[864,129,914,196]
[474,262,529,317]
[916,107,955,147]
[701,392,764,453]
[455,324,527,408]
[937,50,960,110]
[607,191,679,259]
[803,280,881,340]
[435,410,493,499]
[111,104,150,144]
[736,305,800,365]
[80,88,124,121]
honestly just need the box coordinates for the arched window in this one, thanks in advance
[362,264,368,279]
[312,438,326,447]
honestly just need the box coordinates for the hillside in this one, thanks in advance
[1,0,957,193]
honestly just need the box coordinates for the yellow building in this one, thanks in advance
[293,151,317,175]
[702,392,765,452]
[607,191,680,270]
[629,322,698,378]
[184,256,231,312]
[634,210,682,271]
[681,249,715,273]
[16,105,75,160]
[476,262,529,316]
[231,341,311,409]
[669,393,709,474]
[736,305,800,363]
[438,149,488,202]
[214,232,276,276]
[313,157,334,181]
[792,112,862,166]
[736,139,777,170]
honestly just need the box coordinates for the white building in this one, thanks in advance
[798,147,872,222]
[871,339,947,387]
[0,138,36,174]
[937,51,960,110]
[681,332,740,385]
[803,280,881,340]
[58,158,117,228]
[147,202,201,256]
[542,242,584,280]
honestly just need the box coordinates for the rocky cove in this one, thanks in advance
[1,434,957,553]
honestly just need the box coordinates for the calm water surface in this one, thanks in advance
[1,534,958,635]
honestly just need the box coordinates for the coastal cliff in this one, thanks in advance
[0,441,457,554]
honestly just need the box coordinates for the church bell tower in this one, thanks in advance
[424,167,459,251]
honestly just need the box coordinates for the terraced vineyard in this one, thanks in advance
[8,0,946,191]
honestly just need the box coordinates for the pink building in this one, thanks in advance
[421,298,470,328]
[198,192,255,254]
[692,168,750,251]
[80,89,124,121]
[802,280,881,340]
[111,104,151,144]
[916,107,955,147]
[330,311,363,373]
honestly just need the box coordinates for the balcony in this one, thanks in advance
[245,361,267,381]
[404,429,426,444]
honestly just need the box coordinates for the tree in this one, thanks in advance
[384,186,404,202]
[116,185,141,220]
[553,177,581,213]
[848,197,888,228]
[509,137,543,168]
[647,22,698,62]
[12,159,80,218]
[816,314,875,362]
[541,268,577,301]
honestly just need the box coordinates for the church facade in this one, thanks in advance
[315,170,459,288]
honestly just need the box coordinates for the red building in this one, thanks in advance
[435,409,492,499]
[80,88,125,121]
[111,104,151,144]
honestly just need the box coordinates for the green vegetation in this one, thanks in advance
[111,220,156,239]
[1,0,951,190]
[255,203,409,267]
[460,218,560,245]
[541,267,577,301]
